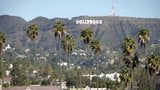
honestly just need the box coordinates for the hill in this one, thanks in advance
[0,15,160,51]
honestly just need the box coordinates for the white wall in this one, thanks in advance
[0,85,2,90]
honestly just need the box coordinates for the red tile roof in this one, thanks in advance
[3,86,61,90]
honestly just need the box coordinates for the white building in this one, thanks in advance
[3,44,11,51]
[82,72,120,82]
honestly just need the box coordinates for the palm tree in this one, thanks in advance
[90,39,101,54]
[146,54,160,89]
[147,54,160,78]
[74,66,82,89]
[62,34,75,89]
[138,28,151,89]
[0,32,6,55]
[26,24,39,84]
[90,39,101,90]
[138,29,150,49]
[80,28,93,89]
[53,21,67,39]
[0,32,6,89]
[122,52,139,71]
[80,28,93,45]
[122,38,136,56]
[53,21,67,88]
[119,68,131,89]
[121,37,136,90]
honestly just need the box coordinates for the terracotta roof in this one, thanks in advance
[3,86,61,90]
[3,77,12,82]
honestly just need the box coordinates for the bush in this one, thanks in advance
[41,79,50,85]
[3,83,10,88]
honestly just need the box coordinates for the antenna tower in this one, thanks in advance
[111,0,116,16]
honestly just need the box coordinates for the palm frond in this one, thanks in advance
[27,24,39,40]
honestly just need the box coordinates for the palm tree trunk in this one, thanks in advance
[79,69,82,90]
[68,53,71,90]
[80,74,82,90]
[0,50,3,90]
[144,49,152,90]
[58,37,62,89]
[96,54,98,90]
[136,63,141,90]
[79,56,82,90]
[130,57,133,90]
[153,73,157,90]
[146,61,152,90]
[87,45,91,90]
[34,40,39,84]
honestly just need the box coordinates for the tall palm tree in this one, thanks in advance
[121,37,136,90]
[53,21,67,88]
[62,34,75,89]
[147,54,160,78]
[80,28,93,45]
[53,21,67,39]
[0,32,6,89]
[0,32,6,55]
[90,39,101,90]
[27,24,39,41]
[147,54,160,89]
[138,29,150,49]
[90,39,101,54]
[26,24,39,84]
[138,28,151,89]
[122,38,136,57]
[119,68,131,88]
[80,28,93,89]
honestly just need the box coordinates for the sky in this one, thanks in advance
[0,0,160,21]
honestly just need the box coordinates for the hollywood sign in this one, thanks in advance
[76,19,103,25]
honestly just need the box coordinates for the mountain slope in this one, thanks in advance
[0,15,160,51]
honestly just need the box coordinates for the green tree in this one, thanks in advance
[80,28,93,45]
[26,24,39,85]
[138,28,151,89]
[90,38,101,90]
[0,32,6,88]
[138,29,150,49]
[74,67,82,89]
[147,54,160,76]
[42,64,53,77]
[121,37,136,90]
[40,65,55,85]
[147,54,160,89]
[27,24,39,41]
[119,68,131,89]
[53,21,67,88]
[62,34,75,88]
[10,59,32,86]
[80,28,93,89]
[105,79,114,90]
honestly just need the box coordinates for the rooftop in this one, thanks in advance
[3,86,61,90]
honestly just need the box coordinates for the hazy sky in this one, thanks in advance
[0,0,160,20]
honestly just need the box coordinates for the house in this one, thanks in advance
[3,86,61,90]
[3,77,12,85]
[82,72,120,82]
